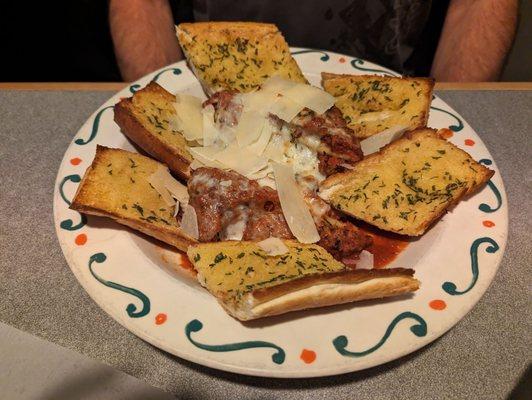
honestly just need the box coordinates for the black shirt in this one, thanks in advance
[1,0,448,81]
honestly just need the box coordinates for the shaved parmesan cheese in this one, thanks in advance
[240,90,278,112]
[202,105,217,146]
[214,144,269,176]
[221,206,248,241]
[235,110,266,147]
[357,110,393,123]
[356,250,374,270]
[189,160,204,170]
[261,75,298,93]
[188,146,225,168]
[262,76,335,115]
[360,125,408,156]
[284,84,335,115]
[269,96,303,122]
[318,183,343,202]
[257,237,289,256]
[180,204,199,240]
[172,94,203,141]
[163,175,189,205]
[147,166,176,206]
[262,133,286,163]
[272,162,320,244]
[247,119,276,156]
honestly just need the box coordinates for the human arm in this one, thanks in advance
[109,0,183,82]
[431,0,518,82]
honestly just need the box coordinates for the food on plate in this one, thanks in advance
[114,82,193,180]
[70,22,495,321]
[187,167,371,261]
[319,129,494,236]
[70,145,196,250]
[176,22,307,94]
[187,241,419,321]
[321,72,434,139]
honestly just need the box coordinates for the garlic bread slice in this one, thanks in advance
[188,241,419,321]
[114,82,193,180]
[319,129,494,236]
[176,22,307,94]
[71,145,196,251]
[321,73,434,139]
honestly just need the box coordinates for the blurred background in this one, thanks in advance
[1,0,529,82]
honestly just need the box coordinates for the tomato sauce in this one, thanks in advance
[179,253,197,275]
[356,223,410,268]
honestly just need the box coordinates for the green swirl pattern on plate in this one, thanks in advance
[350,59,397,76]
[88,253,151,318]
[442,237,499,296]
[185,319,286,364]
[58,174,87,231]
[291,50,330,61]
[130,67,183,94]
[333,311,427,357]
[75,106,114,146]
[478,159,502,213]
[430,106,464,132]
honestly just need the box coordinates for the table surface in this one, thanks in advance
[0,87,530,399]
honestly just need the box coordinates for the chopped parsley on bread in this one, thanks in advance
[319,129,494,236]
[114,82,193,180]
[71,146,196,251]
[321,73,434,139]
[188,241,419,321]
[176,22,307,94]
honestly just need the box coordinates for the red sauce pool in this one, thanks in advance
[357,224,410,268]
[179,252,197,275]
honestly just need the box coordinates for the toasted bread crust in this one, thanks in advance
[321,73,434,139]
[188,240,419,321]
[176,22,307,94]
[320,128,494,236]
[70,146,196,251]
[225,268,419,320]
[113,83,192,180]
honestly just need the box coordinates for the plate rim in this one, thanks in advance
[53,48,509,378]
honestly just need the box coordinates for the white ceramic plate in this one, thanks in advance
[54,48,508,378]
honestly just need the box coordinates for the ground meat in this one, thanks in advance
[187,168,371,261]
[202,90,242,126]
[188,167,292,242]
[206,90,362,177]
[291,107,363,175]
[317,214,373,262]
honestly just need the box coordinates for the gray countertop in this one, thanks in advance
[0,90,530,399]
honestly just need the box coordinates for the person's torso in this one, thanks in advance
[180,0,449,76]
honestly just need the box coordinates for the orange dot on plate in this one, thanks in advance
[70,157,82,165]
[300,349,316,364]
[438,128,453,139]
[429,299,446,310]
[155,313,167,325]
[464,139,475,146]
[339,57,346,63]
[75,234,87,245]
[483,220,495,228]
